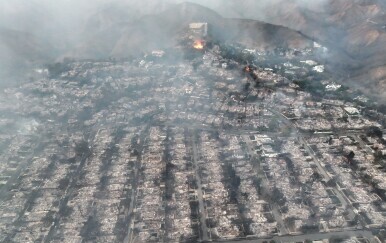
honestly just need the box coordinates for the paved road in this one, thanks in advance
[123,160,139,243]
[158,105,378,242]
[220,229,375,243]
[162,114,366,139]
[191,131,210,242]
[242,134,289,236]
[353,135,374,154]
[298,135,357,222]
[124,128,148,243]
[268,108,363,224]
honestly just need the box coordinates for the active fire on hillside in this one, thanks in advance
[193,39,205,50]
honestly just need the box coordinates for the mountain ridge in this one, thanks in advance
[218,0,386,98]
[2,0,386,98]
[65,2,312,59]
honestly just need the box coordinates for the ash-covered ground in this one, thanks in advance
[0,41,386,243]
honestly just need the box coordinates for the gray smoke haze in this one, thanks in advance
[0,0,328,57]
[0,0,328,59]
[2,0,386,101]
[0,0,329,34]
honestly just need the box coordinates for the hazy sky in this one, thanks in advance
[0,0,329,33]
[0,0,329,60]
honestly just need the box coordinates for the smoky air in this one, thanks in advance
[0,1,386,243]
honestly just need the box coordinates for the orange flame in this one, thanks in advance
[193,40,204,50]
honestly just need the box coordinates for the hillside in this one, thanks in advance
[66,2,311,59]
[0,28,54,80]
[272,0,386,98]
[214,0,386,99]
[4,0,385,98]
[220,18,312,50]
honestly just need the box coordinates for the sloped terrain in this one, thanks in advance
[0,28,54,80]
[2,0,386,98]
[218,0,386,99]
[67,2,311,59]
